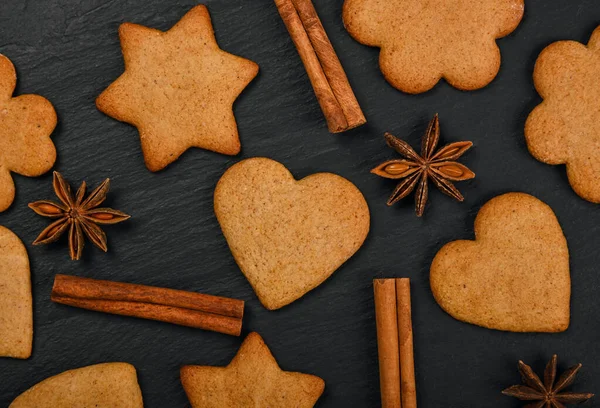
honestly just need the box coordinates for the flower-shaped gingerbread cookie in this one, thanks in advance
[525,27,600,202]
[342,0,524,93]
[0,55,57,212]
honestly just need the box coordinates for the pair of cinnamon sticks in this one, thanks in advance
[275,0,365,133]
[374,278,417,408]
[51,274,244,336]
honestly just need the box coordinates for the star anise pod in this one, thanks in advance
[29,171,130,260]
[371,114,475,216]
[502,355,594,408]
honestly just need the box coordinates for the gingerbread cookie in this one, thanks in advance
[96,5,258,172]
[430,193,570,332]
[181,332,324,407]
[10,363,144,407]
[525,27,600,202]
[214,158,370,310]
[0,54,57,212]
[342,0,524,93]
[0,226,32,359]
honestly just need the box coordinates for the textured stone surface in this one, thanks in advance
[0,0,599,407]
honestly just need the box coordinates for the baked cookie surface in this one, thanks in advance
[342,0,524,93]
[214,157,370,310]
[9,362,144,407]
[0,55,56,212]
[0,226,32,359]
[96,5,258,172]
[181,332,324,408]
[430,193,570,333]
[526,27,600,202]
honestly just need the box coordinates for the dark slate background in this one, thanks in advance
[0,0,599,407]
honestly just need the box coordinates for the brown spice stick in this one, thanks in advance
[52,274,243,318]
[291,0,366,129]
[396,278,417,408]
[51,296,242,336]
[374,279,402,408]
[274,0,349,133]
[51,275,244,336]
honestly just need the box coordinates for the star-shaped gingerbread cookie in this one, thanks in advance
[181,332,325,407]
[96,5,258,172]
[0,54,56,212]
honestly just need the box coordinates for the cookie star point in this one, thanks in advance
[96,5,258,171]
[170,4,213,36]
[181,332,324,408]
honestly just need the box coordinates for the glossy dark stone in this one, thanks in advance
[0,0,599,406]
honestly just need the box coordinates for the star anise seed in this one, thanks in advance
[502,355,594,407]
[371,114,475,216]
[29,171,130,260]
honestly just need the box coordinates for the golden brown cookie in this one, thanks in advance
[342,0,524,93]
[0,54,57,212]
[0,226,32,359]
[9,362,144,407]
[96,5,259,172]
[214,157,370,310]
[525,27,600,202]
[181,332,324,407]
[430,193,570,332]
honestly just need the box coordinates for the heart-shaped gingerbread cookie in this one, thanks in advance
[0,226,32,359]
[215,158,370,310]
[430,192,570,332]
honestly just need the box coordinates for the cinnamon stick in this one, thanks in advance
[275,0,365,133]
[396,278,417,408]
[52,274,243,318]
[291,0,366,129]
[51,275,244,336]
[374,279,402,408]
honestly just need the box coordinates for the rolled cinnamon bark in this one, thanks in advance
[291,0,366,129]
[52,274,243,318]
[374,279,402,408]
[51,275,244,336]
[51,296,242,336]
[274,0,349,133]
[396,278,417,408]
